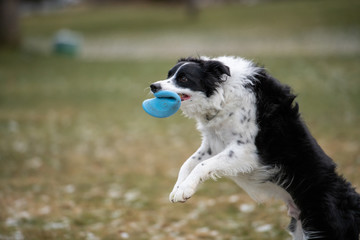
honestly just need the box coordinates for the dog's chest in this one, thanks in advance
[200,110,258,154]
[205,129,228,154]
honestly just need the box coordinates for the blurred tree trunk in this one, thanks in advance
[186,0,199,19]
[0,0,21,49]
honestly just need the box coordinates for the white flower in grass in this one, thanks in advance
[228,194,240,203]
[239,203,255,213]
[255,224,273,232]
[64,184,76,194]
[5,218,18,227]
[27,157,43,169]
[13,141,28,153]
[86,232,100,240]
[107,189,121,199]
[120,232,129,239]
[38,205,51,215]
[124,190,140,202]
[44,218,70,230]
[14,230,24,240]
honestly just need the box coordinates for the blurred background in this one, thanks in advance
[0,0,359,239]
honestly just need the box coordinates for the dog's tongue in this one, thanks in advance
[179,93,191,101]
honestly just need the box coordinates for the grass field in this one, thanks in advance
[1,0,360,239]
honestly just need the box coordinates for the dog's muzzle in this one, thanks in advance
[150,83,162,93]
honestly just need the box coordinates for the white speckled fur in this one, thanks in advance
[154,57,288,201]
[154,56,304,239]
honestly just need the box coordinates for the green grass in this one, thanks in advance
[1,0,360,239]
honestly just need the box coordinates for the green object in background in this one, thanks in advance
[53,29,82,56]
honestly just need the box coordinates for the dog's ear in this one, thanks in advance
[204,60,231,79]
[201,60,231,97]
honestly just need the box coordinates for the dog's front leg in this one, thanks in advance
[170,143,259,203]
[169,141,212,202]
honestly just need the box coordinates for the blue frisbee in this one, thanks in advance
[142,90,181,118]
[142,91,181,118]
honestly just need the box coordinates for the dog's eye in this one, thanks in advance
[178,76,188,83]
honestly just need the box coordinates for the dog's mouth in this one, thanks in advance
[178,93,191,101]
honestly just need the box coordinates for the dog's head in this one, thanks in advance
[150,57,231,118]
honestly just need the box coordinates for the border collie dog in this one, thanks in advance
[149,56,360,240]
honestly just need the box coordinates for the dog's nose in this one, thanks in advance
[150,83,162,93]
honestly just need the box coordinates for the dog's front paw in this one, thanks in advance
[169,183,196,203]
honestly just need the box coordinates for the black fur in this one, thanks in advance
[253,69,360,240]
[168,58,230,97]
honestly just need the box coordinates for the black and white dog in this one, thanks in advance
[150,56,360,240]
